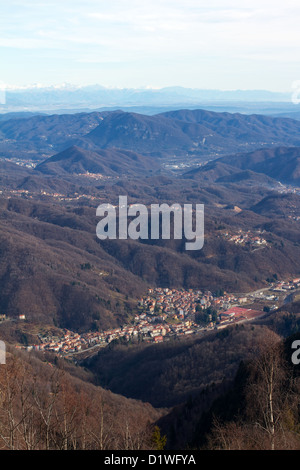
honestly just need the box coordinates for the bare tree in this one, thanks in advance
[245,330,289,450]
[207,330,300,450]
[0,357,24,449]
[32,369,62,450]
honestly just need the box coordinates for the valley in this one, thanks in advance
[0,107,300,450]
[11,277,300,361]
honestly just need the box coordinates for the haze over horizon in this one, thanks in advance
[0,83,295,94]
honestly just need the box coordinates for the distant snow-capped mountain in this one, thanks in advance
[0,84,291,112]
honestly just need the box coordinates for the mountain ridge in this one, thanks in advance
[2,108,300,163]
[35,145,161,177]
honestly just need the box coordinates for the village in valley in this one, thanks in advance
[14,277,300,359]
[221,229,269,249]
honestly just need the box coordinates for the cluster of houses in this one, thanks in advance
[24,287,236,355]
[3,188,98,202]
[222,229,268,248]
[17,278,300,357]
[0,314,26,322]
[140,287,245,320]
[271,278,300,292]
[78,172,114,181]
[288,215,300,222]
[278,186,300,196]
[22,317,195,355]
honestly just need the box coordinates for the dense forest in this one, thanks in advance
[155,311,300,450]
[1,313,300,450]
[0,346,165,450]
[194,331,300,450]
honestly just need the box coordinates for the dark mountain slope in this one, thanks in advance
[160,109,300,143]
[217,169,279,185]
[0,345,164,450]
[35,145,161,177]
[0,160,32,181]
[214,146,300,185]
[2,109,300,164]
[0,160,34,190]
[1,186,299,332]
[0,111,107,161]
[0,197,148,331]
[183,161,242,182]
[83,109,300,160]
[157,330,300,450]
[0,111,106,143]
[85,111,200,158]
[184,160,280,186]
[250,192,300,217]
[85,323,271,408]
[0,111,43,122]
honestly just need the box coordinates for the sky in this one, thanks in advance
[1,0,300,92]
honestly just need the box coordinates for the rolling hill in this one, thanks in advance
[250,192,300,217]
[0,111,107,161]
[1,172,300,335]
[213,146,300,185]
[35,145,162,177]
[82,110,300,160]
[183,160,280,186]
[2,108,300,164]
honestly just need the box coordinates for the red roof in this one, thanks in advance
[222,307,263,318]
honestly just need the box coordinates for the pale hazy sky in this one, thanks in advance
[1,0,300,91]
